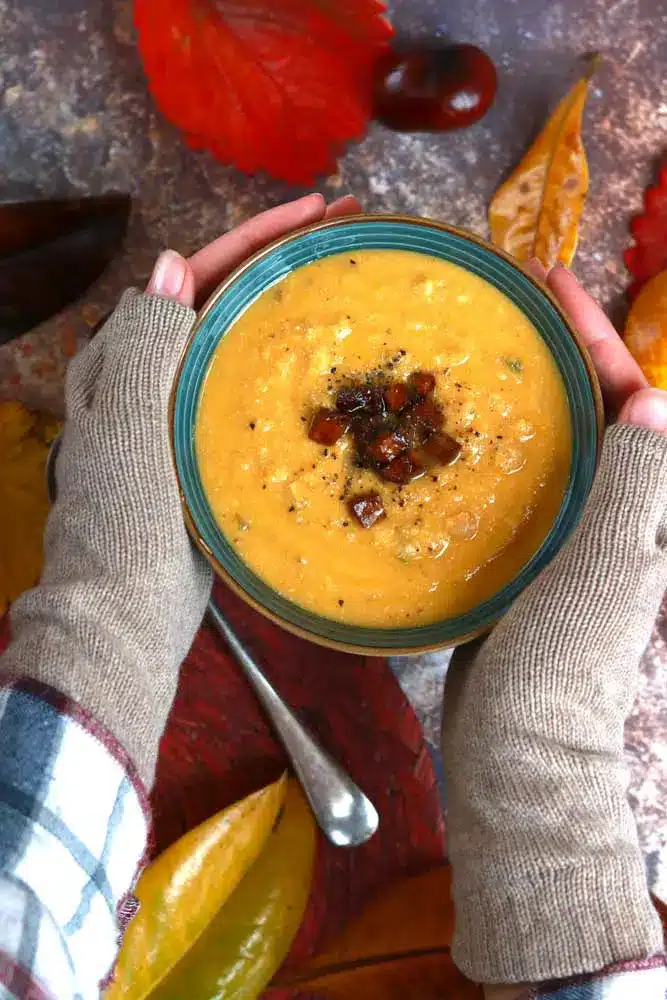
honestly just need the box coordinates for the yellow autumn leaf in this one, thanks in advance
[106,775,287,1000]
[624,269,667,390]
[0,400,61,615]
[150,779,316,1000]
[489,58,597,268]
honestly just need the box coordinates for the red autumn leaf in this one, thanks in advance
[624,160,667,300]
[134,0,393,184]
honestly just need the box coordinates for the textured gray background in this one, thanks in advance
[1,0,666,892]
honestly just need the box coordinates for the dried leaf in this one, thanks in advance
[134,0,393,184]
[624,269,667,390]
[0,401,61,615]
[489,59,597,268]
[149,780,316,1000]
[624,161,667,301]
[272,866,482,999]
[0,195,130,343]
[106,775,286,999]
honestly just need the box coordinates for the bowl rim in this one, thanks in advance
[170,213,605,655]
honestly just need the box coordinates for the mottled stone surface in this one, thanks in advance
[1,0,666,894]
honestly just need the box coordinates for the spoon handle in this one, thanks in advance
[207,599,379,848]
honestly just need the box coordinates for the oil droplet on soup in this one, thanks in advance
[196,250,572,627]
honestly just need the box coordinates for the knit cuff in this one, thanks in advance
[452,853,664,984]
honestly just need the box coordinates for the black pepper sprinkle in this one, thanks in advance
[342,520,349,527]
[249,421,256,430]
[349,258,357,265]
[300,416,307,422]
[262,484,267,490]
[330,366,337,374]
[338,599,345,606]
[431,475,438,483]
[497,434,504,440]
[323,448,329,457]
[288,505,296,512]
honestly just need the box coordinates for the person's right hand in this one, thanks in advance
[4,192,362,791]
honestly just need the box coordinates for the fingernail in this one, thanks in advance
[147,250,187,297]
[619,388,667,435]
[525,257,548,280]
[551,263,576,281]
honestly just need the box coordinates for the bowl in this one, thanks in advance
[171,215,603,654]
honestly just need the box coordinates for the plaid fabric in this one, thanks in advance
[523,957,667,998]
[0,683,149,1000]
[0,680,663,998]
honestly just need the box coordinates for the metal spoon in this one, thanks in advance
[207,599,379,847]
[46,438,378,847]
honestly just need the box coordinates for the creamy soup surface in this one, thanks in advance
[196,250,572,627]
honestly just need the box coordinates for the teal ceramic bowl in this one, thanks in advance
[172,215,603,654]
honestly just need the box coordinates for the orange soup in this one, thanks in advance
[196,250,572,627]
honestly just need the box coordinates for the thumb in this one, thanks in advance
[618,387,667,436]
[145,249,196,307]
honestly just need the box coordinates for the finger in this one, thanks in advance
[618,387,667,436]
[325,194,363,219]
[146,250,194,307]
[524,257,548,282]
[188,193,326,300]
[547,265,648,413]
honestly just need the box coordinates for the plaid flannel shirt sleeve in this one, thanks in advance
[518,959,667,999]
[0,681,150,1000]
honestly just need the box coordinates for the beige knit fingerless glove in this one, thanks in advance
[0,291,212,788]
[442,424,667,984]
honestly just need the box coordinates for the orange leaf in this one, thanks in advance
[0,402,61,615]
[134,0,393,184]
[489,58,596,268]
[272,866,482,999]
[624,269,667,390]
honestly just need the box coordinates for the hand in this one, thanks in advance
[145,192,361,306]
[443,266,667,990]
[533,262,667,433]
[4,194,361,789]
